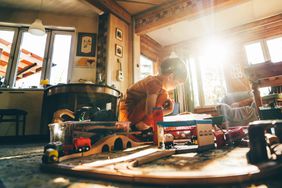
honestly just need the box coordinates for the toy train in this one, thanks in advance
[42,137,91,163]
[42,121,146,164]
[162,125,245,149]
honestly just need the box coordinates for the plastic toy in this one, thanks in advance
[157,119,215,151]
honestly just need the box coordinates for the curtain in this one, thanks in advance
[173,49,195,113]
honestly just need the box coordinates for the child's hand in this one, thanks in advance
[163,99,174,115]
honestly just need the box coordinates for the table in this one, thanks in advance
[40,84,121,134]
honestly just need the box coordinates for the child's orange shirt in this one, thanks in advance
[119,75,168,125]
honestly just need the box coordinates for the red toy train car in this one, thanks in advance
[73,137,91,152]
[42,137,92,163]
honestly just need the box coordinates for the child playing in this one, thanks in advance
[119,57,187,131]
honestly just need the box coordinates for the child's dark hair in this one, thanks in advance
[160,58,187,82]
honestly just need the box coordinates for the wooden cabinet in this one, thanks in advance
[0,89,43,136]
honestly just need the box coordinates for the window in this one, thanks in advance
[0,28,17,84]
[0,26,74,88]
[187,55,227,107]
[244,42,265,64]
[244,36,282,64]
[181,38,228,107]
[49,32,73,85]
[199,56,226,105]
[14,31,47,88]
[140,55,154,80]
[266,37,282,63]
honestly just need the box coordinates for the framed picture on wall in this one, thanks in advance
[115,44,123,58]
[115,28,123,41]
[76,32,96,57]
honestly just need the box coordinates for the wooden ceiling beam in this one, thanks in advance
[85,0,132,24]
[134,0,249,34]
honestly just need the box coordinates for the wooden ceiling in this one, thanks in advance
[1,0,281,47]
[114,0,171,15]
[0,0,100,17]
[0,0,170,17]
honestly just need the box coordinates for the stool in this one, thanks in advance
[0,109,27,136]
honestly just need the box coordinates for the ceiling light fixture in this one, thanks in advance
[28,0,45,36]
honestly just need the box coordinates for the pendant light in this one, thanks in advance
[28,0,45,36]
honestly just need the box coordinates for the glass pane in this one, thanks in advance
[244,42,265,64]
[15,31,47,88]
[199,56,227,105]
[267,37,282,63]
[0,30,15,85]
[140,55,154,80]
[259,87,270,97]
[49,34,72,85]
[189,57,200,107]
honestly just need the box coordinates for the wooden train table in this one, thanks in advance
[41,143,282,185]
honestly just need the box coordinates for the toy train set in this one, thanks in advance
[42,121,150,163]
[41,115,246,164]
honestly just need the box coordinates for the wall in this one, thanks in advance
[106,14,130,94]
[0,90,43,136]
[133,33,141,83]
[0,7,99,83]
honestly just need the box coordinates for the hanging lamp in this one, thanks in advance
[28,0,45,36]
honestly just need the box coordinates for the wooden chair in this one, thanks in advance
[245,61,282,108]
[0,109,27,136]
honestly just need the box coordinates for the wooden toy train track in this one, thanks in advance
[41,146,282,185]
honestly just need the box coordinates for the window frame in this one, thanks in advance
[44,30,75,83]
[265,35,282,63]
[0,26,19,86]
[138,54,155,80]
[244,35,282,65]
[0,25,75,88]
[244,40,267,65]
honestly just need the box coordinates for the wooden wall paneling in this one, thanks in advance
[227,14,282,35]
[221,42,251,92]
